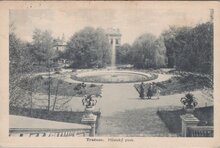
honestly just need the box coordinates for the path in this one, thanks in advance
[96,83,170,136]
[95,82,213,136]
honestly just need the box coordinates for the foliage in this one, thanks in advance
[30,29,58,65]
[10,28,59,112]
[135,74,213,96]
[19,77,102,97]
[131,33,167,69]
[161,26,179,68]
[116,43,133,64]
[82,95,97,107]
[180,93,198,109]
[162,22,213,74]
[65,27,111,68]
[9,33,35,107]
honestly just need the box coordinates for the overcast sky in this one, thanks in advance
[10,8,211,44]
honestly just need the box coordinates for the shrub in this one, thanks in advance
[74,84,81,90]
[90,84,96,87]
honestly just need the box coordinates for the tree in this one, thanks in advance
[161,26,179,68]
[31,29,58,112]
[191,22,213,74]
[65,27,111,68]
[9,32,35,110]
[162,21,213,75]
[131,33,166,68]
[116,43,132,65]
[31,29,58,65]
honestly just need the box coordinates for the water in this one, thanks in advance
[111,39,116,68]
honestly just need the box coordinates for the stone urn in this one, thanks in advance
[81,95,99,136]
[180,93,198,115]
[81,95,97,122]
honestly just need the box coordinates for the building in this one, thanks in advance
[53,39,67,52]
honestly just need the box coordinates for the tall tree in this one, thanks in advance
[31,29,58,112]
[132,33,166,68]
[116,43,132,65]
[31,29,58,64]
[9,33,35,109]
[161,26,179,68]
[65,27,111,68]
[162,21,213,74]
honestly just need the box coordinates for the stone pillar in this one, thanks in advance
[81,107,97,137]
[180,114,200,137]
[90,122,96,137]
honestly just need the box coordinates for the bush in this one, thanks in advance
[156,82,166,89]
[74,84,81,90]
[90,84,96,87]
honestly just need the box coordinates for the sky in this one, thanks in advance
[10,8,211,44]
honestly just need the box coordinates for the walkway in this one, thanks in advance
[96,83,171,136]
[95,82,213,136]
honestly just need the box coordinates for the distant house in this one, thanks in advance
[53,40,67,52]
[52,37,69,67]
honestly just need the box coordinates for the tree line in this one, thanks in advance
[162,22,213,74]
[10,23,213,73]
[116,33,167,69]
[117,21,213,75]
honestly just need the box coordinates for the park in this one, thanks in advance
[9,9,213,137]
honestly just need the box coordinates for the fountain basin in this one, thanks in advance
[71,70,158,83]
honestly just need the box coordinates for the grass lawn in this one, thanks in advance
[19,76,102,97]
[157,106,213,134]
[10,106,101,131]
[97,108,174,137]
[134,74,213,96]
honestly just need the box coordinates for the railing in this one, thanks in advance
[9,128,91,137]
[187,126,213,137]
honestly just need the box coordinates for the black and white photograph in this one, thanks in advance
[0,1,220,147]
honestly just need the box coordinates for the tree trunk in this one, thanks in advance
[52,80,60,111]
[47,63,51,113]
[29,76,33,117]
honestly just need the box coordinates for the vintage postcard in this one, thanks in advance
[0,1,220,147]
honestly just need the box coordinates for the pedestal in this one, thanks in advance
[81,115,97,137]
[180,114,200,137]
[81,107,97,137]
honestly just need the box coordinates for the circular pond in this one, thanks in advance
[71,70,158,83]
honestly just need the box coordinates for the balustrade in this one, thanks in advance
[187,126,213,137]
[9,128,90,137]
